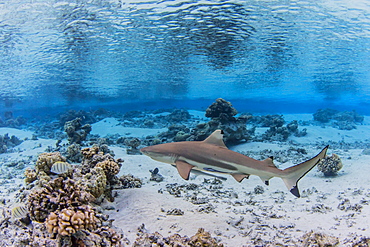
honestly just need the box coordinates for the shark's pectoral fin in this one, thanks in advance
[175,161,195,180]
[259,176,272,185]
[232,174,250,182]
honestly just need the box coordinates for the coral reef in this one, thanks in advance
[24,168,38,184]
[96,159,120,179]
[313,108,364,130]
[249,114,285,127]
[133,224,224,246]
[27,177,94,222]
[165,109,191,123]
[258,119,307,142]
[317,154,343,176]
[205,98,238,122]
[75,167,107,199]
[0,112,26,128]
[124,137,141,155]
[81,146,123,176]
[117,174,143,189]
[45,205,98,236]
[0,133,22,153]
[192,98,250,144]
[64,118,92,144]
[313,108,339,123]
[34,152,67,177]
[66,143,83,163]
[299,231,339,246]
[5,146,135,246]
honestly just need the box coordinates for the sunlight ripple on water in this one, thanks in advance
[0,0,370,112]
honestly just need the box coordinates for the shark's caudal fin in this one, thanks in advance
[281,146,329,198]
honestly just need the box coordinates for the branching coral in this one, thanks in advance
[81,146,123,179]
[27,177,94,222]
[75,167,107,199]
[36,152,66,175]
[24,168,38,184]
[96,159,120,179]
[45,205,98,236]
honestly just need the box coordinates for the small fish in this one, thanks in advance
[51,161,72,174]
[12,205,28,218]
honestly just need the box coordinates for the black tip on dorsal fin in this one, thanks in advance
[220,130,224,134]
[269,156,274,160]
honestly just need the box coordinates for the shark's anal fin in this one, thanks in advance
[175,160,195,180]
[232,174,250,182]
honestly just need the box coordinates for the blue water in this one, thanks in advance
[1,0,370,117]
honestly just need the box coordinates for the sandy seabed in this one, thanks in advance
[1,113,370,246]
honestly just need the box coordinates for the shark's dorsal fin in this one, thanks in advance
[203,130,227,148]
[175,160,195,180]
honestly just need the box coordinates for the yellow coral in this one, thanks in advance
[76,167,107,199]
[24,168,37,184]
[36,152,66,174]
[81,146,100,159]
[45,205,98,236]
[28,177,94,222]
[96,159,120,178]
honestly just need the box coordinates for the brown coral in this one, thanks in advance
[75,167,107,199]
[317,153,343,176]
[24,168,37,184]
[28,177,94,222]
[81,146,101,160]
[96,159,120,179]
[133,224,224,247]
[300,231,339,246]
[81,146,123,179]
[45,205,98,236]
[36,152,66,175]
[189,228,224,247]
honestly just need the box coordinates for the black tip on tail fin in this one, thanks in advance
[290,186,300,198]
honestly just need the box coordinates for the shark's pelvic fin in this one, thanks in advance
[262,157,276,167]
[203,130,227,148]
[232,174,250,182]
[281,145,329,198]
[175,160,195,180]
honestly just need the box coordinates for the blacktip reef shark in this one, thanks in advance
[140,130,329,197]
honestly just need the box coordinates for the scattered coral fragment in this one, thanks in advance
[317,154,343,176]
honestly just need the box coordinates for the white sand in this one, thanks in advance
[1,114,369,245]
[90,117,167,137]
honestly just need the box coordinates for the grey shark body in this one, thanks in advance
[140,130,328,197]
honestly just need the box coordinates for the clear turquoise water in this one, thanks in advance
[1,0,370,116]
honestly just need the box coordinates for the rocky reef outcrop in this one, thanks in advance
[0,111,26,128]
[0,133,22,153]
[154,98,251,145]
[313,108,364,130]
[64,118,92,144]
